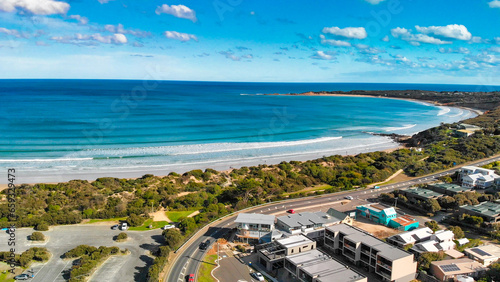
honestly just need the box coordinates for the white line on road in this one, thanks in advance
[51,260,71,282]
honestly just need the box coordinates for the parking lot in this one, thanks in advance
[0,224,164,282]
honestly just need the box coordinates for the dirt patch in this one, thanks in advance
[176,191,195,197]
[151,207,171,222]
[187,210,200,218]
[353,218,401,239]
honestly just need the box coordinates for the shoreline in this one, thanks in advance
[0,95,479,187]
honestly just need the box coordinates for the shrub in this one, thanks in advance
[127,214,147,227]
[30,232,45,241]
[35,222,49,231]
[116,232,128,241]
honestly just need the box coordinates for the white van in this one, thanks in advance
[120,222,128,230]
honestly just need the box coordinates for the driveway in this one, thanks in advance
[0,225,164,282]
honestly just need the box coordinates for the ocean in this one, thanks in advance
[1,80,497,184]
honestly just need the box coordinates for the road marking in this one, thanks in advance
[51,260,71,282]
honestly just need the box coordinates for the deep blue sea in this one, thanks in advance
[2,80,497,183]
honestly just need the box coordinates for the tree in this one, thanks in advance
[127,214,147,227]
[487,259,500,281]
[30,232,45,241]
[35,222,49,231]
[417,251,446,271]
[448,226,465,239]
[162,228,183,249]
[178,217,198,235]
[424,199,442,213]
[425,221,440,232]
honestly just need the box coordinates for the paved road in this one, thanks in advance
[166,154,500,282]
[0,225,164,282]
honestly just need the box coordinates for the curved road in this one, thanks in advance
[166,154,500,282]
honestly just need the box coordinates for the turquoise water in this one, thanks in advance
[0,80,484,183]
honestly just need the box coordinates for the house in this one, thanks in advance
[276,211,342,241]
[430,258,486,281]
[234,213,276,243]
[283,249,367,282]
[257,234,316,271]
[324,224,417,282]
[326,208,354,225]
[464,244,500,266]
[462,173,500,189]
[459,166,496,180]
[459,201,500,223]
[400,187,444,204]
[356,203,397,226]
[454,129,474,137]
[427,183,473,196]
[388,215,420,231]
[386,227,434,248]
[458,123,481,132]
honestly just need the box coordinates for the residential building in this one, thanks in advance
[388,215,419,231]
[386,227,434,248]
[464,244,500,266]
[324,224,417,282]
[356,203,397,225]
[459,201,500,223]
[284,249,367,282]
[430,258,486,281]
[234,213,276,243]
[276,211,343,241]
[458,123,481,132]
[326,208,354,225]
[462,173,500,189]
[427,183,472,196]
[257,234,316,271]
[454,129,474,137]
[400,187,444,204]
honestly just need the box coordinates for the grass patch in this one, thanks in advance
[166,210,197,222]
[0,271,15,282]
[284,184,332,196]
[128,220,169,231]
[197,254,217,282]
[86,217,127,224]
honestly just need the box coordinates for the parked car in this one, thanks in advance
[162,225,175,230]
[111,224,118,230]
[120,222,128,230]
[199,242,207,250]
[251,272,265,281]
[14,274,30,280]
[372,186,380,189]
[286,209,295,214]
[344,196,354,200]
[187,273,195,282]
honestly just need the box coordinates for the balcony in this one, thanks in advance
[344,244,356,252]
[376,268,392,280]
[377,261,392,270]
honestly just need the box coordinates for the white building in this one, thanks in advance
[464,244,500,266]
[234,213,276,243]
[459,166,500,189]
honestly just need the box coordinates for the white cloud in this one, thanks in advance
[155,4,197,22]
[0,27,22,37]
[310,51,336,60]
[0,0,69,15]
[98,0,114,3]
[319,35,351,47]
[365,0,386,4]
[219,50,241,61]
[415,24,472,41]
[50,33,128,45]
[382,35,389,42]
[68,15,88,25]
[104,24,150,37]
[489,47,500,53]
[489,0,500,8]
[391,27,451,45]
[496,37,500,44]
[322,26,367,39]
[164,31,197,42]
[438,47,470,54]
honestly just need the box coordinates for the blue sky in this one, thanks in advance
[0,0,499,84]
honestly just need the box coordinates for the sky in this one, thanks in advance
[0,0,499,84]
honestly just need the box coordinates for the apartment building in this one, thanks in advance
[257,234,317,271]
[430,258,486,281]
[234,213,276,243]
[324,224,417,282]
[356,203,397,225]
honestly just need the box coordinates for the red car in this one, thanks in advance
[287,209,295,214]
[188,274,195,282]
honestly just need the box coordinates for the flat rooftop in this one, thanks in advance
[428,183,471,193]
[234,213,275,225]
[327,224,413,261]
[391,215,418,227]
[277,235,314,249]
[286,249,365,282]
[461,202,500,217]
[432,258,486,275]
[277,211,339,228]
[465,244,500,259]
[404,187,444,198]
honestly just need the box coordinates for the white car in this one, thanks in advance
[162,225,175,230]
[344,196,354,200]
[120,222,128,230]
[251,272,264,281]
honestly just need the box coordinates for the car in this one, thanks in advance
[344,196,354,200]
[187,273,195,282]
[14,274,31,280]
[162,224,175,230]
[120,222,128,230]
[199,242,207,250]
[251,272,265,281]
[286,209,295,214]
[111,224,118,230]
[372,186,380,189]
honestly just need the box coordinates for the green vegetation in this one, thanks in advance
[448,226,465,239]
[0,271,14,282]
[63,245,124,282]
[0,247,50,268]
[35,222,49,231]
[457,238,483,252]
[197,254,217,282]
[30,231,45,241]
[424,221,440,233]
[147,246,171,282]
[166,210,197,222]
[417,251,446,271]
[116,232,128,241]
[86,217,127,224]
[128,219,169,231]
